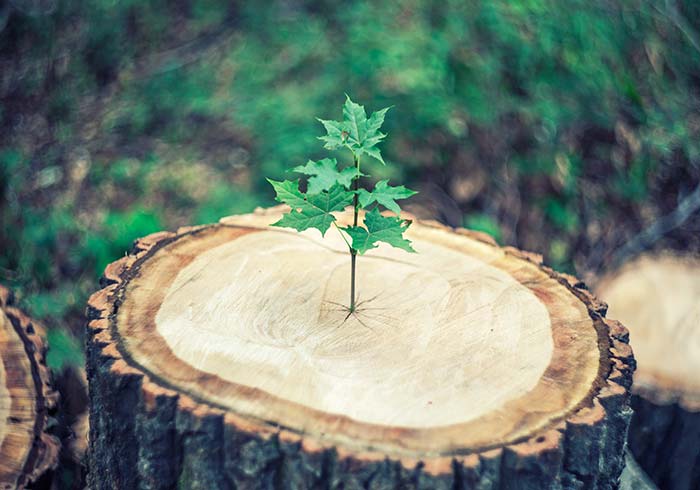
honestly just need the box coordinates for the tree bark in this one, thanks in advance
[86,206,634,489]
[596,254,700,490]
[628,395,699,490]
[0,285,60,489]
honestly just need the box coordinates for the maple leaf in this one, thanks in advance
[343,208,415,254]
[291,158,361,194]
[342,96,368,145]
[342,96,390,164]
[356,180,418,214]
[266,178,306,208]
[360,106,390,156]
[317,119,346,150]
[268,179,354,236]
[317,96,390,164]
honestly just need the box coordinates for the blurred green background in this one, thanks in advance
[1,0,699,372]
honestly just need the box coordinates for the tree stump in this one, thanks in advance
[0,285,60,489]
[86,207,634,489]
[597,254,700,490]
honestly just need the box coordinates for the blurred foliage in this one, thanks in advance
[1,0,700,368]
[464,213,502,242]
[46,326,83,370]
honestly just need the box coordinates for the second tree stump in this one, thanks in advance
[597,254,700,490]
[0,286,59,489]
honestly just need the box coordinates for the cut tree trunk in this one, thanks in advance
[596,254,700,490]
[86,206,635,489]
[0,285,60,489]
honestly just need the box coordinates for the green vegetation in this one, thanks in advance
[1,0,699,367]
[269,97,416,311]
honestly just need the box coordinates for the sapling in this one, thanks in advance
[267,96,417,312]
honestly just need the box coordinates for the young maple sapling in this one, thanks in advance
[267,96,417,312]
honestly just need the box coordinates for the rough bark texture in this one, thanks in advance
[628,395,700,490]
[85,209,635,489]
[0,285,60,489]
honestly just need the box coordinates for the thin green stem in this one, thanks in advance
[350,252,357,312]
[352,154,361,224]
[349,153,361,312]
[333,221,352,250]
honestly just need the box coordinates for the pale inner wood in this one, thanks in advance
[155,229,553,428]
[597,255,700,394]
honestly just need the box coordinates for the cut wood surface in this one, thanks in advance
[86,206,634,489]
[596,254,700,490]
[0,285,59,489]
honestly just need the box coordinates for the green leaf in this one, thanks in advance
[291,158,361,194]
[362,146,385,165]
[357,179,417,214]
[319,96,390,164]
[267,178,307,208]
[344,208,415,254]
[268,179,353,236]
[361,107,390,157]
[343,95,368,145]
[317,118,346,150]
[365,107,390,138]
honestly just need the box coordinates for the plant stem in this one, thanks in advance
[349,153,360,312]
[333,221,352,250]
[350,252,357,312]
